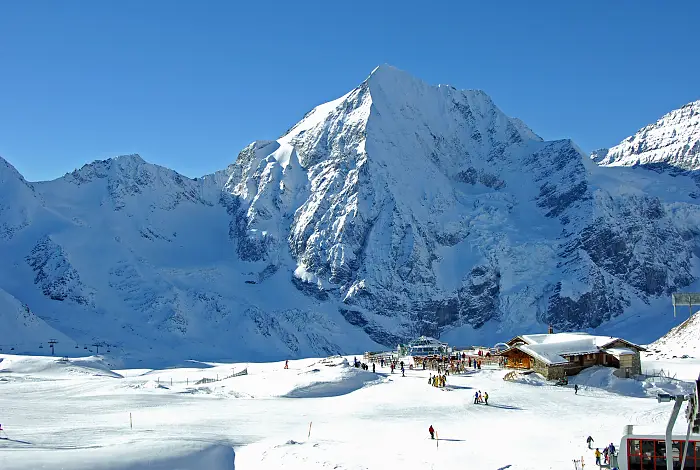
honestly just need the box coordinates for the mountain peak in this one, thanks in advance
[592,99,700,170]
[0,156,27,183]
[366,64,414,82]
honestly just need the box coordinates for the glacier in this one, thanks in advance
[1,65,699,365]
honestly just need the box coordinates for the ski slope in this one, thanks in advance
[1,353,698,469]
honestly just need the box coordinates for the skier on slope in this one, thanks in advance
[574,384,579,394]
[428,425,435,440]
[594,448,602,466]
[372,363,375,373]
[587,436,594,449]
[284,360,289,369]
[484,391,489,405]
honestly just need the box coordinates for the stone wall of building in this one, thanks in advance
[614,353,642,378]
[531,358,566,380]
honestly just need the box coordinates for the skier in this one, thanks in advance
[390,363,395,374]
[484,391,489,405]
[587,436,594,449]
[594,448,601,466]
[284,360,289,369]
[428,425,435,440]
[401,364,405,377]
[372,363,375,373]
[574,384,579,395]
[474,391,479,404]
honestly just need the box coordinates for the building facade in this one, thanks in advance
[498,332,645,380]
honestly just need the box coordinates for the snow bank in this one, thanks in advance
[105,444,235,470]
[0,354,123,379]
[0,443,235,470]
[569,366,694,398]
[503,370,548,386]
[180,357,382,399]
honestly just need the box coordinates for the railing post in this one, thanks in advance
[665,396,684,470]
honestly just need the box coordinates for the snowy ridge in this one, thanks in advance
[2,66,700,363]
[592,100,700,170]
[646,310,700,358]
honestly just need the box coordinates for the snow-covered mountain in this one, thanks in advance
[2,65,698,364]
[591,100,700,170]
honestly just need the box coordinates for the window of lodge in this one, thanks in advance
[627,438,698,469]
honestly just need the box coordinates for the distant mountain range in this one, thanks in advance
[1,65,699,365]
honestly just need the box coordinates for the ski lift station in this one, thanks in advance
[405,336,450,356]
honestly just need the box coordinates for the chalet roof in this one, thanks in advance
[499,332,645,365]
[602,347,636,358]
[408,336,447,347]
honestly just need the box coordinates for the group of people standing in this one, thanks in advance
[474,390,488,404]
[429,373,447,388]
[588,436,616,467]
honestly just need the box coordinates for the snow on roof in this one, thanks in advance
[505,333,643,365]
[602,347,636,358]
[519,333,619,348]
[517,338,599,365]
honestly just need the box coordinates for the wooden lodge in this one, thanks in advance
[498,330,646,380]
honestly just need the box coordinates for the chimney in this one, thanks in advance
[548,325,554,334]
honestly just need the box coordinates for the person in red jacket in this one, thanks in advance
[428,425,435,439]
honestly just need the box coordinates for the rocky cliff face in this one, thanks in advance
[1,66,699,363]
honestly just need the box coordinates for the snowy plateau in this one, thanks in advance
[0,352,698,470]
[2,65,700,365]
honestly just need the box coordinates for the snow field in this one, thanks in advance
[0,353,698,469]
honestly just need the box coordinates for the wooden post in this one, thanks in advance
[308,421,312,439]
[130,412,132,429]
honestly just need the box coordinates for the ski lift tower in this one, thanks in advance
[671,292,700,318]
[48,339,58,356]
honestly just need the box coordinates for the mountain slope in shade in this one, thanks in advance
[0,287,73,353]
[2,65,700,364]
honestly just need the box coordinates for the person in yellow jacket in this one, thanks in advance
[594,448,601,466]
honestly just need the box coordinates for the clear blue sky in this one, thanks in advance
[1,1,698,182]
